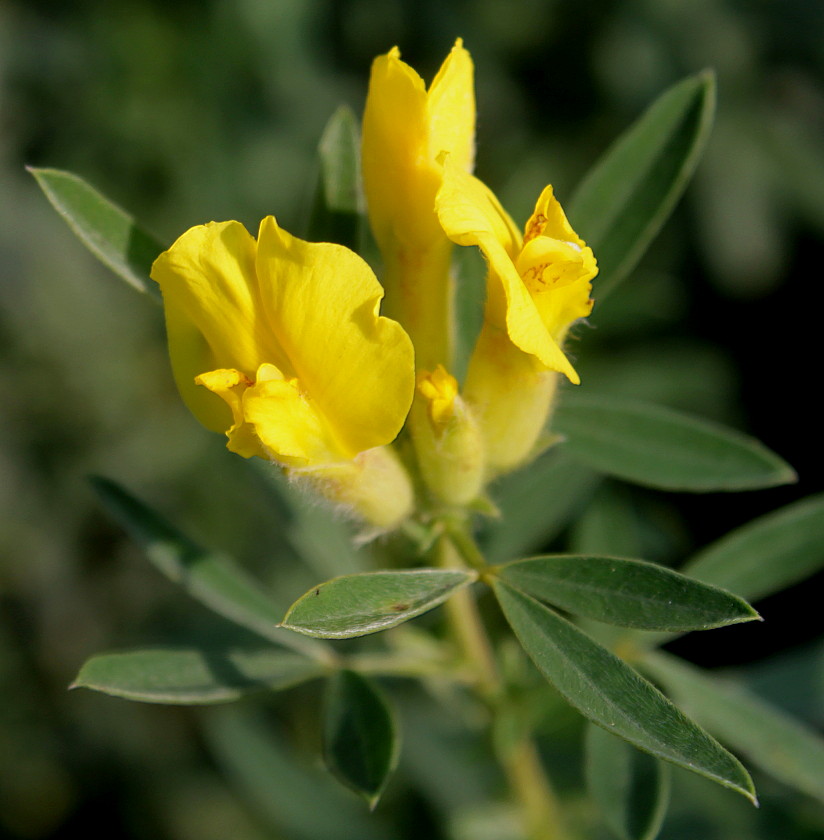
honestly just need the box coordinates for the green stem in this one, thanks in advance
[436,531,569,840]
[438,536,499,698]
[444,516,489,571]
[344,652,473,682]
[499,739,570,840]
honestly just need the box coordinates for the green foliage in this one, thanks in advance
[492,581,757,803]
[281,570,477,638]
[555,393,796,492]
[585,723,671,840]
[682,494,824,603]
[643,653,824,804]
[204,707,397,840]
[307,106,365,252]
[323,670,399,807]
[568,71,715,300]
[73,647,325,704]
[28,167,164,300]
[495,555,759,631]
[483,450,600,563]
[90,476,326,657]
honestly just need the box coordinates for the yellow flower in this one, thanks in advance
[437,157,597,382]
[150,216,416,527]
[436,159,597,474]
[362,39,474,369]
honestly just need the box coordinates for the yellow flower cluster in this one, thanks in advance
[150,40,596,530]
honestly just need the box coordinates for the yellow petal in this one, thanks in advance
[417,365,459,427]
[436,157,521,259]
[254,216,415,458]
[151,220,286,431]
[501,271,580,384]
[517,190,597,343]
[196,368,266,458]
[533,273,595,345]
[362,46,439,250]
[436,161,578,381]
[363,40,476,255]
[164,307,229,433]
[362,43,477,370]
[427,39,475,174]
[241,364,340,466]
[523,185,585,247]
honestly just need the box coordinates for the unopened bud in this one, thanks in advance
[288,446,414,531]
[411,366,485,506]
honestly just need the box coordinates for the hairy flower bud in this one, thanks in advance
[411,366,485,505]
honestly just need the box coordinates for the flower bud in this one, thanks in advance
[288,446,414,531]
[362,40,475,369]
[411,366,485,505]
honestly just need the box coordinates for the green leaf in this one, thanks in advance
[496,555,759,631]
[554,393,796,492]
[453,244,486,383]
[492,581,756,802]
[307,106,364,251]
[29,167,164,300]
[570,483,643,558]
[681,493,824,603]
[281,569,476,638]
[72,647,325,704]
[323,670,399,807]
[483,449,600,564]
[90,476,326,658]
[585,723,671,840]
[569,71,715,300]
[643,652,824,803]
[743,640,824,726]
[204,707,396,840]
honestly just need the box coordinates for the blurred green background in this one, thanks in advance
[2,1,823,838]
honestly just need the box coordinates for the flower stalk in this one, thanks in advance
[437,531,569,840]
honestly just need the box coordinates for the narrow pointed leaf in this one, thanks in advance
[743,641,824,726]
[554,394,796,492]
[643,652,824,803]
[307,105,364,251]
[72,647,325,704]
[570,483,643,558]
[493,581,756,802]
[29,167,164,300]
[496,555,759,631]
[324,670,399,807]
[90,476,325,657]
[282,570,476,638]
[204,707,396,840]
[682,493,824,603]
[453,244,487,382]
[569,72,715,300]
[586,722,671,840]
[483,450,600,563]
